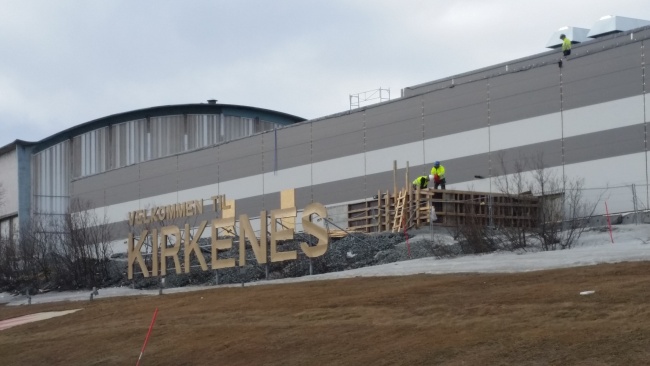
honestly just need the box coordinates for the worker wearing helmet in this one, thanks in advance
[412,174,433,190]
[430,161,446,189]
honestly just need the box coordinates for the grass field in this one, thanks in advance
[1,261,650,365]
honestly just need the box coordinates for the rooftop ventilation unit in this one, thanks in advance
[587,15,650,38]
[546,26,590,49]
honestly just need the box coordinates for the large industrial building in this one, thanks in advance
[1,16,650,243]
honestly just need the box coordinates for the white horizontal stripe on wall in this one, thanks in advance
[490,113,562,152]
[646,94,650,123]
[563,95,644,139]
[263,165,312,193]
[366,141,423,175]
[312,154,365,185]
[424,128,489,163]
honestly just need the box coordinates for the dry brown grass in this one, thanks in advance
[1,262,650,365]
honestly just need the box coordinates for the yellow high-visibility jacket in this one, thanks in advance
[562,37,572,51]
[431,165,445,180]
[412,176,429,188]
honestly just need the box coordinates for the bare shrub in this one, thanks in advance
[452,200,502,254]
[493,152,534,250]
[47,199,114,288]
[495,152,600,251]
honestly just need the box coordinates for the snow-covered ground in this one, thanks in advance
[2,223,649,307]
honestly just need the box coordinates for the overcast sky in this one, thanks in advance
[1,0,650,147]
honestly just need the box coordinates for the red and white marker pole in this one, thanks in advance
[136,307,159,366]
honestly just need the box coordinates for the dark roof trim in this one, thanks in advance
[30,103,305,154]
[0,139,34,156]
[404,24,650,95]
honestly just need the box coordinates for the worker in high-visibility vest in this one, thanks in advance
[430,161,446,189]
[560,34,572,57]
[412,174,433,190]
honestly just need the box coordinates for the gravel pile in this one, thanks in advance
[124,231,453,289]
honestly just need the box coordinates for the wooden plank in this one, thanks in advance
[280,189,295,230]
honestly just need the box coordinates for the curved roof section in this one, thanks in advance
[28,103,306,153]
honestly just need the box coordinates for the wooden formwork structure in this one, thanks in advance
[345,187,539,233]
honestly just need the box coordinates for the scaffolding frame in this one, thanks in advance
[349,87,390,110]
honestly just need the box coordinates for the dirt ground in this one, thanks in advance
[1,261,650,365]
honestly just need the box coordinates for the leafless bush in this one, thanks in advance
[46,199,113,288]
[452,201,502,254]
[495,152,600,251]
[493,152,534,250]
[0,236,19,287]
[1,199,115,291]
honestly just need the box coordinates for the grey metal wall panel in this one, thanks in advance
[312,177,367,206]
[312,112,365,163]
[260,192,281,213]
[365,97,422,128]
[312,130,365,164]
[507,53,561,73]
[365,116,423,151]
[489,66,561,126]
[422,82,487,139]
[312,111,364,137]
[423,81,486,112]
[424,103,487,139]
[217,136,263,182]
[563,44,643,110]
[364,170,400,195]
[363,97,423,150]
[177,165,218,191]
[177,146,219,171]
[176,147,219,190]
[72,189,105,209]
[139,156,178,180]
[71,174,107,195]
[73,164,140,207]
[104,181,140,206]
[262,123,312,172]
[492,140,563,176]
[294,186,313,209]
[217,135,263,163]
[138,175,178,198]
[103,165,140,187]
[445,153,492,184]
[234,195,265,218]
[564,124,645,165]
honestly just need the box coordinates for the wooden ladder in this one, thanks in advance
[392,189,407,232]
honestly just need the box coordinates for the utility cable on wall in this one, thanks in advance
[559,62,566,193]
[642,40,649,208]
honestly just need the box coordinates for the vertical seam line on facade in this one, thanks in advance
[642,40,648,208]
[262,130,266,210]
[310,121,313,203]
[363,110,367,203]
[421,95,425,173]
[487,79,492,195]
[560,61,566,192]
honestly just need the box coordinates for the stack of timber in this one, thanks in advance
[345,188,539,233]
